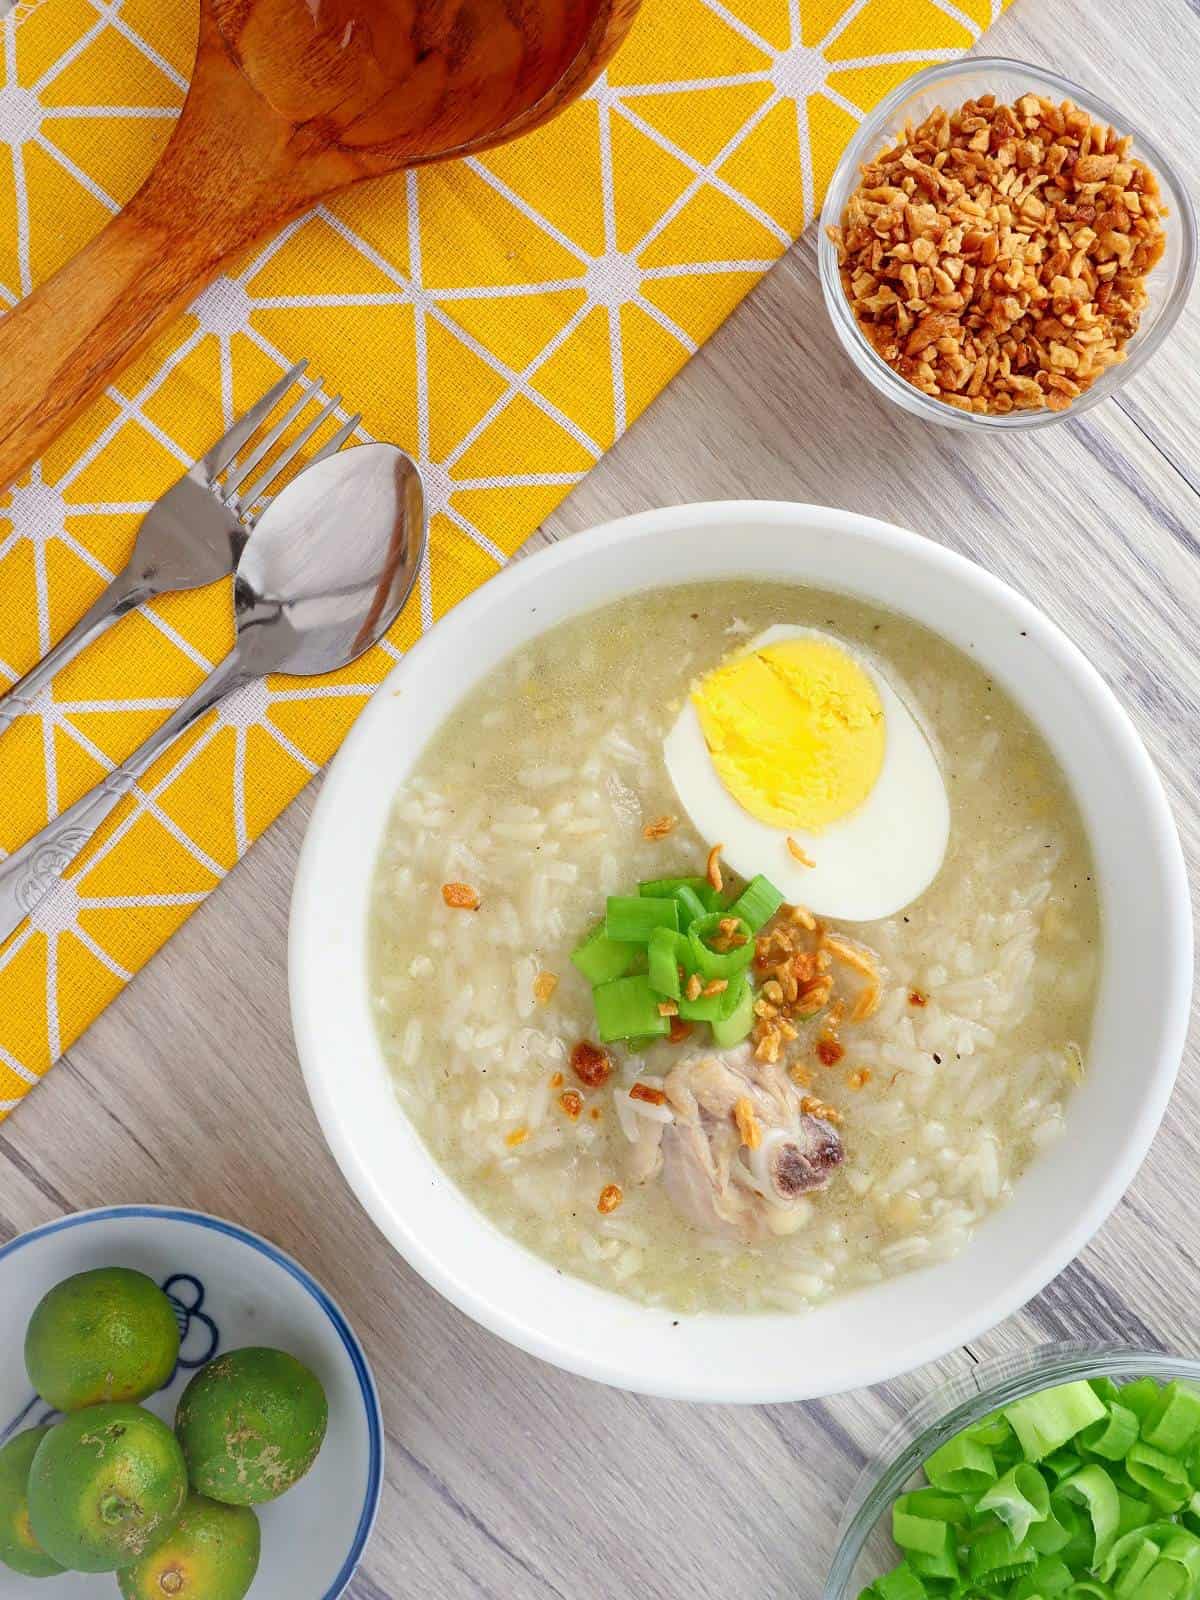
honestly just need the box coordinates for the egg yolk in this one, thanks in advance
[691,637,886,831]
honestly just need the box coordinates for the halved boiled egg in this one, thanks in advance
[663,626,949,922]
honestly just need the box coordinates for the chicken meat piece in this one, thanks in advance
[625,1109,665,1185]
[620,1046,843,1242]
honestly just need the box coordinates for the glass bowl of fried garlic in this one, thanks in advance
[819,58,1195,429]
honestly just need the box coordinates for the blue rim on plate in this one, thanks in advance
[0,1204,384,1600]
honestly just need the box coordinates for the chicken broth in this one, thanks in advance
[368,582,1100,1314]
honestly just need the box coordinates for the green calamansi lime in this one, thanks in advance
[28,1403,187,1573]
[0,1428,64,1579]
[25,1266,180,1412]
[175,1348,328,1505]
[117,1494,261,1600]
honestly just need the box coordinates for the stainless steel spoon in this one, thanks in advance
[0,442,426,944]
[0,362,357,739]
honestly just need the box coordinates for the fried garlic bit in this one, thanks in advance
[533,970,558,1004]
[643,814,678,840]
[786,837,815,867]
[706,843,724,893]
[442,881,480,910]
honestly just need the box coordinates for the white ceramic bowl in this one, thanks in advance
[0,1206,382,1597]
[289,502,1192,1404]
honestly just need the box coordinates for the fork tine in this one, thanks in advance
[221,383,314,504]
[200,360,308,483]
[307,412,361,469]
[232,390,345,518]
[243,412,362,529]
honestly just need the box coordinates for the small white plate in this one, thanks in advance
[0,1206,383,1597]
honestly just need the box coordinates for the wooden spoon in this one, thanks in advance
[0,0,641,492]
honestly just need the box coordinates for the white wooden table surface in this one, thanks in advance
[2,1,1198,1595]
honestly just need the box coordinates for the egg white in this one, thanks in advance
[663,625,950,923]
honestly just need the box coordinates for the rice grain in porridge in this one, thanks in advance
[368,582,1099,1314]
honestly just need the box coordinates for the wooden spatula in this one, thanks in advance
[0,0,641,492]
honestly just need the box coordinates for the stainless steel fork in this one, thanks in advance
[0,361,361,735]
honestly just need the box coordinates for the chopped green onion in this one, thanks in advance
[725,873,784,932]
[1057,1493,1101,1569]
[1028,1510,1072,1556]
[970,1415,1018,1449]
[1140,1565,1186,1600]
[1058,1464,1121,1566]
[1160,1527,1200,1585]
[1005,1382,1107,1461]
[1144,1386,1200,1456]
[1011,1556,1075,1599]
[605,895,679,944]
[897,1489,972,1524]
[647,927,687,1000]
[673,884,708,931]
[1125,1444,1191,1511]
[592,975,670,1043]
[1091,1379,1123,1407]
[926,1433,997,1494]
[1043,1449,1084,1483]
[978,1465,1051,1544]
[968,1527,1036,1583]
[570,921,639,985]
[711,975,755,1047]
[1120,1378,1162,1424]
[578,873,774,1045]
[908,1537,959,1582]
[1097,1528,1164,1591]
[893,1496,958,1558]
[686,912,755,980]
[1117,1492,1154,1535]
[996,1439,1027,1476]
[639,876,708,899]
[896,1491,966,1580]
[873,1564,927,1600]
[1081,1403,1139,1462]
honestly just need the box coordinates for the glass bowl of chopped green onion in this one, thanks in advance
[826,1345,1200,1600]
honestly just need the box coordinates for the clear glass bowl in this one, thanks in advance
[818,58,1197,430]
[824,1343,1200,1600]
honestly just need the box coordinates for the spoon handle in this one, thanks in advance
[0,569,148,739]
[0,651,247,946]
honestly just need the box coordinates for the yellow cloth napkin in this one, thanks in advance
[0,0,1011,1114]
